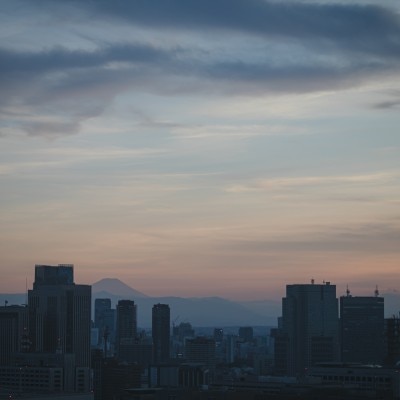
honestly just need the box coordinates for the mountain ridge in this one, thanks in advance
[92,278,148,298]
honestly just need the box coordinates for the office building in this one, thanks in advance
[28,264,91,368]
[115,300,137,362]
[152,303,170,364]
[94,298,115,351]
[275,281,339,376]
[92,355,141,400]
[185,337,216,368]
[33,264,73,288]
[340,294,384,364]
[385,316,400,366]
[307,363,400,399]
[0,305,29,365]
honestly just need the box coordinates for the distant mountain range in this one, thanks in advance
[92,278,148,298]
[91,278,277,327]
[2,278,400,328]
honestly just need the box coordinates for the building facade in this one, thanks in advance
[0,305,29,365]
[28,264,91,368]
[152,303,170,364]
[185,337,216,368]
[115,300,137,362]
[275,282,339,376]
[94,298,115,352]
[385,316,400,366]
[340,295,384,364]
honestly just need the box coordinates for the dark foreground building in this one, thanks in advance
[340,294,384,364]
[274,281,339,376]
[152,303,170,364]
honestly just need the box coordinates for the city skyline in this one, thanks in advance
[1,0,400,301]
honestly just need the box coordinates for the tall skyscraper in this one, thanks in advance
[28,264,91,368]
[94,298,115,349]
[152,303,170,363]
[340,294,384,364]
[115,300,137,361]
[275,281,339,376]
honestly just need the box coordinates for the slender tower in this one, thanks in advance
[115,300,137,361]
[152,303,170,364]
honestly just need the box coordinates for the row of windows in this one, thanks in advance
[0,373,60,379]
[0,381,62,388]
[319,375,390,383]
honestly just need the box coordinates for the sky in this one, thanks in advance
[0,0,399,301]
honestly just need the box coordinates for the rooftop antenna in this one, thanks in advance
[374,285,379,297]
[346,285,351,297]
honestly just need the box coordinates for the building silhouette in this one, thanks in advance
[28,264,91,368]
[214,328,223,343]
[185,337,216,368]
[0,264,92,394]
[239,326,254,343]
[94,298,115,352]
[340,293,384,364]
[385,315,400,366]
[115,299,137,362]
[275,281,339,376]
[173,322,195,342]
[92,351,141,400]
[152,303,170,363]
[0,305,29,365]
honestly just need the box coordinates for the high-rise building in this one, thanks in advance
[33,264,73,288]
[275,281,339,376]
[385,316,400,366]
[95,298,111,329]
[94,298,115,350]
[115,300,137,362]
[0,305,29,365]
[28,264,91,368]
[340,294,384,364]
[152,303,170,363]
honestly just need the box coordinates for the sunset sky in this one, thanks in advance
[1,0,399,300]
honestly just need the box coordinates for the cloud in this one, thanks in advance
[215,220,400,255]
[1,0,400,138]
[373,91,400,110]
[0,44,178,137]
[72,0,400,57]
[225,172,399,193]
[374,99,400,109]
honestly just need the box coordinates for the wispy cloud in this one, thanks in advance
[213,219,400,255]
[225,172,399,193]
